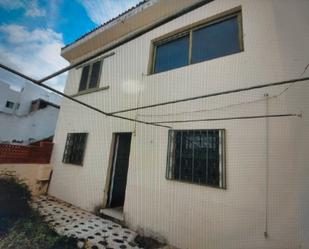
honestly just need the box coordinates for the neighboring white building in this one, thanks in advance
[0,81,20,115]
[0,81,62,144]
[49,1,309,248]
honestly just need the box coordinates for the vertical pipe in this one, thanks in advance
[179,132,183,180]
[264,93,269,238]
[206,130,209,184]
[192,130,195,182]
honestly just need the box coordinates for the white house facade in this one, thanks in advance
[0,81,20,115]
[0,81,62,144]
[49,1,309,248]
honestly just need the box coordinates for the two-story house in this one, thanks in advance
[49,1,309,248]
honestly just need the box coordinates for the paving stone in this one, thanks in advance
[32,196,141,249]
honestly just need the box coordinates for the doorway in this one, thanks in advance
[107,133,132,208]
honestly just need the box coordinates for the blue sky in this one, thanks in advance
[0,0,140,91]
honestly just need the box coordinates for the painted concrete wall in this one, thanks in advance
[0,80,62,116]
[49,1,309,248]
[0,81,20,114]
[0,106,59,144]
[0,80,62,144]
[0,164,52,195]
[16,83,62,116]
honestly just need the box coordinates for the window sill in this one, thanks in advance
[63,163,83,167]
[71,85,110,97]
[165,177,226,190]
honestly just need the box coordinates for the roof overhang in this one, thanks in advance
[61,0,208,62]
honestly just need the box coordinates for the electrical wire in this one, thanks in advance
[109,76,309,115]
[0,63,306,127]
[272,62,309,98]
[0,63,171,129]
[137,63,309,119]
[148,113,301,124]
[137,95,277,118]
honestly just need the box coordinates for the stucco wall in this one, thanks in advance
[0,81,20,114]
[0,164,52,195]
[49,1,309,248]
[0,106,59,144]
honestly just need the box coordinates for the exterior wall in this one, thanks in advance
[0,106,59,144]
[16,83,62,116]
[0,81,62,144]
[49,1,309,248]
[0,81,20,114]
[0,164,52,195]
[0,80,62,116]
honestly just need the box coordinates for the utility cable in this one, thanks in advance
[148,113,301,124]
[0,63,171,129]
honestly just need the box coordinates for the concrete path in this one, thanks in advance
[32,195,141,249]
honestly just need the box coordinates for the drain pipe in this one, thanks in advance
[45,170,53,195]
[264,93,270,238]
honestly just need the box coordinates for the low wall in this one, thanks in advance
[0,142,53,164]
[0,164,52,196]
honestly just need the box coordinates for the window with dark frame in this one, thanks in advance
[152,10,242,74]
[62,133,88,166]
[153,35,189,73]
[166,129,226,188]
[78,60,102,92]
[5,101,14,109]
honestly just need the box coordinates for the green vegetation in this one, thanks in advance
[0,171,31,218]
[0,171,80,249]
[0,212,78,249]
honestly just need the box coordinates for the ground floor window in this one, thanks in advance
[62,133,88,166]
[5,101,14,109]
[166,129,226,188]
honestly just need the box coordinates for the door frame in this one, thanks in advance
[104,132,132,208]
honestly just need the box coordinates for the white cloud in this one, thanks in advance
[0,0,24,10]
[0,24,61,43]
[77,0,141,25]
[0,24,68,92]
[25,0,46,17]
[0,0,45,17]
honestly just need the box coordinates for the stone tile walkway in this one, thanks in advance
[32,195,141,249]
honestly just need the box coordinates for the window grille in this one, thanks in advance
[63,133,88,166]
[166,129,226,188]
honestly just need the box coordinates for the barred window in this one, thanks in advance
[62,133,88,166]
[166,129,226,188]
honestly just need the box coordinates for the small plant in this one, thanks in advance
[0,211,80,249]
[0,171,82,248]
[0,170,32,217]
[135,234,166,249]
[93,203,104,216]
[0,170,32,236]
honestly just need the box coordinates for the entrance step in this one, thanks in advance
[100,207,124,223]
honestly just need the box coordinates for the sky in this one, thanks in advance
[0,0,141,91]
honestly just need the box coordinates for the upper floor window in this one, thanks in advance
[5,101,14,109]
[166,129,226,188]
[151,10,243,74]
[78,60,102,92]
